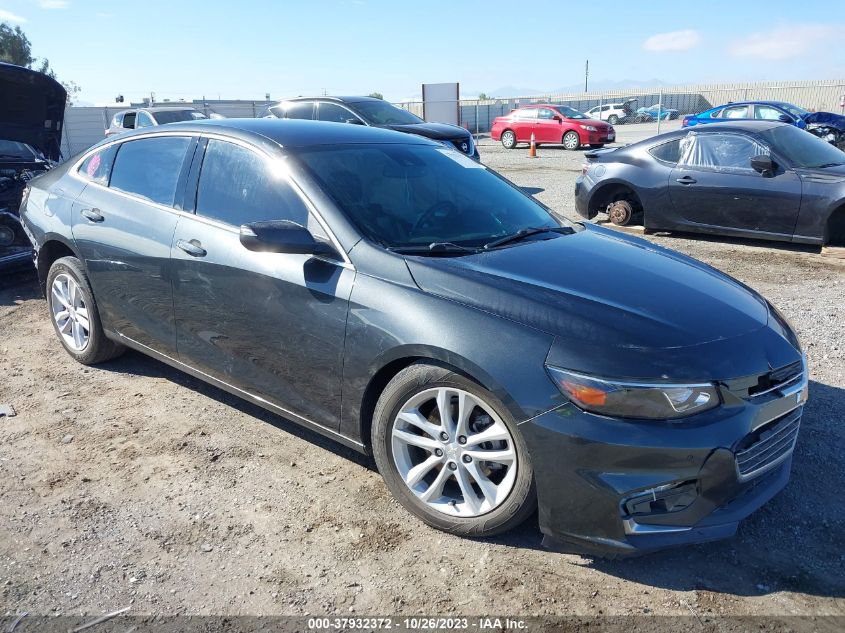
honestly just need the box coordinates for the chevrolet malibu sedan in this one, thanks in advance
[21,119,807,556]
[491,104,614,150]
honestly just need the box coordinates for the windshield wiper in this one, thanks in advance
[389,242,481,256]
[483,226,571,250]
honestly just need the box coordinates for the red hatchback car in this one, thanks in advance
[491,104,615,150]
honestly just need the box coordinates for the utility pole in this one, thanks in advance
[585,60,589,93]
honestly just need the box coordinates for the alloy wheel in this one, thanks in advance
[563,132,580,150]
[391,387,517,517]
[51,273,90,351]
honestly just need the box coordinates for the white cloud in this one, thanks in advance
[643,29,701,52]
[730,24,838,60]
[38,1,70,8]
[0,9,27,22]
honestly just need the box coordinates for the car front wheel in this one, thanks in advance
[607,115,619,125]
[46,256,125,365]
[500,130,517,149]
[563,131,581,150]
[372,362,536,537]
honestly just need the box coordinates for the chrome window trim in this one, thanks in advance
[68,130,354,268]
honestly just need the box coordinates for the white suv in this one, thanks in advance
[585,99,638,125]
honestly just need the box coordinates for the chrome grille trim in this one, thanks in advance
[749,371,803,398]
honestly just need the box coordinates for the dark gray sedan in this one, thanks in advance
[21,119,806,556]
[575,121,845,246]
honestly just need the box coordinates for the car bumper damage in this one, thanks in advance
[520,358,807,557]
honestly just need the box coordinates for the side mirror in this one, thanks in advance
[553,115,563,123]
[777,114,794,124]
[750,155,776,175]
[239,220,337,256]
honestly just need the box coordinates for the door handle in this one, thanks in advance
[176,239,207,257]
[80,208,104,222]
[676,176,697,185]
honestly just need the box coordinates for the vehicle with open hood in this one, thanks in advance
[0,61,65,269]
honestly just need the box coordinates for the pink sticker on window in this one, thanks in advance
[87,153,101,177]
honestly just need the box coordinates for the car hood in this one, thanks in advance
[383,121,470,141]
[405,224,769,353]
[801,111,845,130]
[0,62,66,161]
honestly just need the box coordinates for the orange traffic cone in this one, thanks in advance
[529,132,537,158]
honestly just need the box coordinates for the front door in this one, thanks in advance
[668,132,802,238]
[534,107,562,143]
[171,138,353,429]
[71,135,195,355]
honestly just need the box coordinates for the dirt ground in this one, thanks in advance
[1,131,844,624]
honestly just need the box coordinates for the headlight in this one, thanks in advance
[580,125,597,132]
[546,366,719,420]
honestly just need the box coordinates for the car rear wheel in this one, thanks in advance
[562,131,580,150]
[607,115,619,125]
[501,130,517,150]
[607,199,634,226]
[371,362,536,537]
[46,256,125,365]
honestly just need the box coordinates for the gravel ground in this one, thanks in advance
[1,123,843,624]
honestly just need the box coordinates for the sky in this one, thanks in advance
[2,0,844,104]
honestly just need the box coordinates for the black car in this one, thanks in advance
[264,96,479,160]
[575,121,845,246]
[21,119,807,557]
[0,61,65,268]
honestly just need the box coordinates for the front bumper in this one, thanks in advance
[585,131,614,144]
[520,363,807,556]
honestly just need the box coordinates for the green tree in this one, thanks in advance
[368,92,384,100]
[478,93,491,100]
[0,22,80,104]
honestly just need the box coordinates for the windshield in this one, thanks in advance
[152,110,208,124]
[0,140,40,160]
[351,101,423,125]
[293,144,568,249]
[759,124,845,168]
[554,105,587,120]
[779,103,809,118]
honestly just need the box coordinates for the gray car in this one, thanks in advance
[20,119,806,557]
[105,106,208,137]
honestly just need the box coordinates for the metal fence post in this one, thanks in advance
[657,88,663,135]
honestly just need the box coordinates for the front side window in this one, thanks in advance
[293,143,570,249]
[77,143,120,185]
[109,136,192,206]
[537,108,556,120]
[122,112,136,129]
[195,139,311,228]
[317,102,357,123]
[152,110,207,124]
[280,102,314,120]
[679,133,769,172]
[754,105,787,121]
[351,100,422,125]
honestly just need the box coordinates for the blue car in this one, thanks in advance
[682,100,810,129]
[637,103,678,120]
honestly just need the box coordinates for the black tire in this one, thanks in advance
[371,361,536,537]
[562,131,581,151]
[607,114,619,125]
[500,129,517,150]
[607,200,634,226]
[46,256,125,365]
[589,144,605,149]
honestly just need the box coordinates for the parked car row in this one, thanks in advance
[491,104,615,150]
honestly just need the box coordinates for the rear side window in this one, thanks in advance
[195,139,310,227]
[109,136,192,206]
[122,112,136,129]
[77,144,119,185]
[516,108,538,120]
[279,102,314,120]
[719,105,748,119]
[648,139,682,164]
[136,112,155,128]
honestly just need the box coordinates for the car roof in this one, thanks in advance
[646,120,786,142]
[104,118,437,148]
[284,96,383,105]
[707,100,797,109]
[116,106,200,115]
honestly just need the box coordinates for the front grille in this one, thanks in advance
[735,407,801,481]
[747,361,803,398]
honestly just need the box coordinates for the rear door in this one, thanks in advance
[511,108,537,142]
[71,135,196,355]
[668,132,802,237]
[171,137,353,428]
